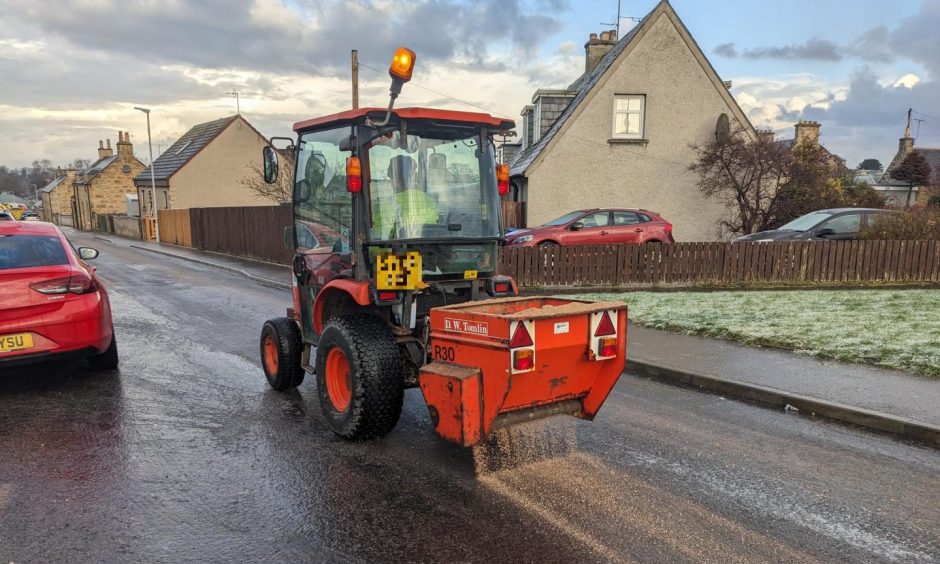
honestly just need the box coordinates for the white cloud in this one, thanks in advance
[891,73,921,89]
[0,0,574,167]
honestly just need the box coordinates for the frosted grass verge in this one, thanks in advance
[577,289,940,378]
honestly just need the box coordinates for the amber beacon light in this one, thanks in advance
[389,47,416,83]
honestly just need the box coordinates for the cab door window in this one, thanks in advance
[294,127,353,252]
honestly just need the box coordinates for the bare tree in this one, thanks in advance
[241,152,294,204]
[689,126,790,235]
[71,158,92,170]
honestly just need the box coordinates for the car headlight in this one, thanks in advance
[513,235,533,244]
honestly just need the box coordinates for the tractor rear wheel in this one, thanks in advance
[315,315,403,440]
[261,317,305,391]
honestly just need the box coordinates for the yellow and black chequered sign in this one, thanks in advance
[376,251,426,290]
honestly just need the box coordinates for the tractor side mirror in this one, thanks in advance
[570,221,584,231]
[262,146,279,184]
[296,181,312,203]
[283,225,295,250]
[815,227,835,238]
[78,247,99,261]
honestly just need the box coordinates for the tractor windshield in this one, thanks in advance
[366,128,500,242]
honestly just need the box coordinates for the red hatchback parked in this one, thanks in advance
[0,221,117,369]
[505,208,675,247]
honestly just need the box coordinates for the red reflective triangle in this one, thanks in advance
[594,311,616,337]
[509,322,534,348]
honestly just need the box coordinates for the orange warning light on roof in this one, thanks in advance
[389,47,416,82]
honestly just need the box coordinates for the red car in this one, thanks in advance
[0,221,117,369]
[505,208,675,247]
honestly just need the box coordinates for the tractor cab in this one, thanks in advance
[258,48,627,447]
[283,106,516,341]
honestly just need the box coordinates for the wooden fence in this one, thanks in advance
[155,204,940,288]
[189,206,293,264]
[498,240,940,288]
[501,201,527,229]
[158,209,192,247]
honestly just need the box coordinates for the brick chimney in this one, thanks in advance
[756,129,775,143]
[98,139,114,159]
[794,120,820,146]
[116,131,134,160]
[898,111,914,156]
[585,29,617,75]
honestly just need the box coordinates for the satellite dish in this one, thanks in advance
[715,113,730,142]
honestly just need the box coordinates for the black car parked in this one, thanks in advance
[734,208,896,242]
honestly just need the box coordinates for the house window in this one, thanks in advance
[612,95,645,139]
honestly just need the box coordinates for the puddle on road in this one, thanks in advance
[107,289,261,386]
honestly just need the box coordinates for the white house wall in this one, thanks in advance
[526,11,750,241]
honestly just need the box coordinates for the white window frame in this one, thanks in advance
[612,95,645,139]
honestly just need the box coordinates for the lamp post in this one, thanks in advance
[134,106,160,242]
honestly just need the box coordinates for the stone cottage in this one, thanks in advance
[73,132,146,231]
[39,167,77,224]
[884,114,940,206]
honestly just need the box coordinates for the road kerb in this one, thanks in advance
[130,245,291,290]
[626,359,940,447]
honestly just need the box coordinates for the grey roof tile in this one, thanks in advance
[75,155,118,184]
[134,115,238,183]
[919,148,940,182]
[40,175,69,193]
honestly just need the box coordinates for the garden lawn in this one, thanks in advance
[578,289,940,378]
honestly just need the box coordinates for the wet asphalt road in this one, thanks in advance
[1,232,938,563]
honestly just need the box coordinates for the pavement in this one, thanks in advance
[3,231,938,562]
[108,234,940,445]
[628,326,940,444]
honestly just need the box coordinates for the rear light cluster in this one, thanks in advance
[375,290,401,304]
[496,164,510,196]
[346,157,362,193]
[486,276,516,297]
[590,310,620,360]
[29,272,98,295]
[509,320,535,373]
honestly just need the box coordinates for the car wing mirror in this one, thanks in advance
[815,227,835,238]
[296,181,312,204]
[78,247,99,261]
[570,221,584,231]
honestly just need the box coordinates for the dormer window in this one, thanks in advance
[612,95,645,139]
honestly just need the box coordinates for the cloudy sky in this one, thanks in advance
[1,0,938,170]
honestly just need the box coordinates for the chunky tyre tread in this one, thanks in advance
[87,335,119,370]
[315,315,403,440]
[261,317,305,391]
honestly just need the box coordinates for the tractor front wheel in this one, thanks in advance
[315,315,403,440]
[260,317,305,391]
